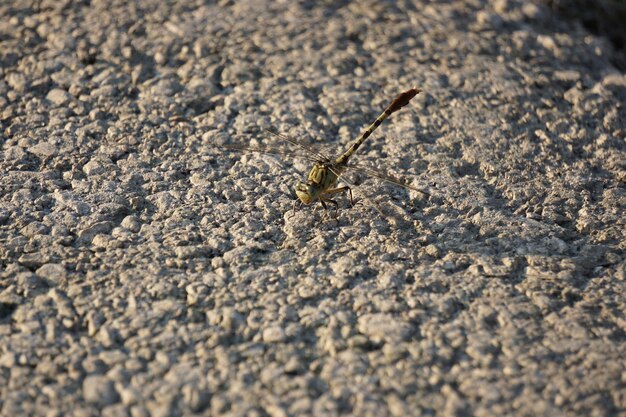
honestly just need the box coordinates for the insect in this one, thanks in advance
[209,87,430,218]
[292,87,426,214]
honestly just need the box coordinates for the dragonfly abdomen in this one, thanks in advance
[335,112,390,166]
[334,87,421,166]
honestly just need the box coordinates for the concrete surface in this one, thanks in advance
[1,0,625,416]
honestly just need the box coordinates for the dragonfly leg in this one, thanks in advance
[320,198,339,219]
[327,198,340,217]
[288,200,302,219]
[324,186,352,206]
[319,199,330,219]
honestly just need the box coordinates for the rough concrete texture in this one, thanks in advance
[538,0,626,70]
[1,0,625,416]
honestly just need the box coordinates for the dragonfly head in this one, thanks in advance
[295,181,319,204]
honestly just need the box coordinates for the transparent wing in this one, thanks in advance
[172,114,330,163]
[326,165,387,217]
[343,161,431,196]
[216,143,320,164]
[263,128,332,162]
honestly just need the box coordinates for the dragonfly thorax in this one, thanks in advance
[295,161,342,205]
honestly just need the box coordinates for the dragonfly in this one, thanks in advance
[208,87,430,217]
[292,87,427,214]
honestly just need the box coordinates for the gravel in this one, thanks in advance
[83,375,120,407]
[1,0,625,416]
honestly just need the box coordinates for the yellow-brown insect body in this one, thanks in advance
[295,162,343,204]
[294,87,421,208]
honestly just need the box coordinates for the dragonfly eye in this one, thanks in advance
[295,182,316,204]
